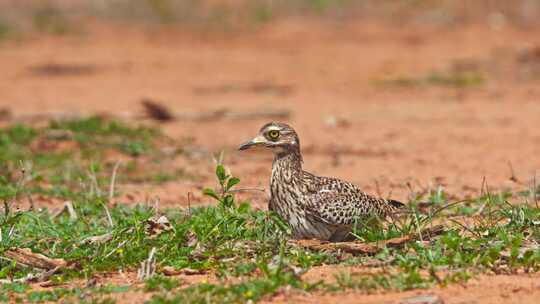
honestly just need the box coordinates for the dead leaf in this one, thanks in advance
[146,215,173,238]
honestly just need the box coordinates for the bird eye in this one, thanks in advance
[267,130,280,140]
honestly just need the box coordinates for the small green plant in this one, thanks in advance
[203,164,240,208]
[120,140,148,157]
[0,117,182,202]
[144,275,181,292]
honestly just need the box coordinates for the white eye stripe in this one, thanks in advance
[266,129,292,135]
[266,126,281,132]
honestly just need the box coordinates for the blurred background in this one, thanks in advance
[0,0,539,206]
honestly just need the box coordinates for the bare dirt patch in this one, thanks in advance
[269,271,540,304]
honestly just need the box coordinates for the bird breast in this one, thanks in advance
[270,165,304,219]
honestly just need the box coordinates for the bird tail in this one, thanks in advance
[382,199,409,217]
[388,199,405,209]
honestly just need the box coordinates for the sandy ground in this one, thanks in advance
[1,18,540,302]
[270,268,540,304]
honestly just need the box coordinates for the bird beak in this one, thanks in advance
[238,135,265,151]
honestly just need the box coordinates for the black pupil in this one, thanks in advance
[270,131,278,138]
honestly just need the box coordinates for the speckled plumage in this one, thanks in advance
[239,122,404,241]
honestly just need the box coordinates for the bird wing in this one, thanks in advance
[304,188,361,226]
[304,180,392,227]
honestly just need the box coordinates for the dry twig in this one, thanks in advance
[3,248,67,270]
[161,266,207,276]
[137,247,157,280]
[289,225,445,255]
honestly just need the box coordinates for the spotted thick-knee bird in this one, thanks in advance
[239,122,404,242]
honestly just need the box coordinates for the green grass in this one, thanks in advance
[375,70,485,88]
[0,116,188,202]
[0,18,16,41]
[144,275,181,292]
[31,6,75,35]
[1,118,540,303]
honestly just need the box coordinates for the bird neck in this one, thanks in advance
[272,149,303,180]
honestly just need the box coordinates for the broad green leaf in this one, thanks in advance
[203,188,220,201]
[226,177,240,192]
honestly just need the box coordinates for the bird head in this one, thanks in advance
[238,122,300,155]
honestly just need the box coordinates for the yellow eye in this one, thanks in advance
[268,130,280,140]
